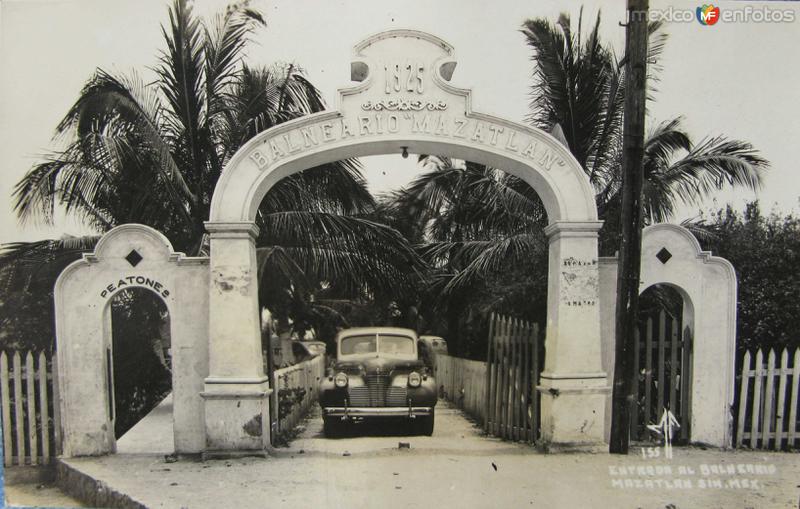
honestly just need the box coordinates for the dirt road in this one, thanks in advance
[56,403,800,508]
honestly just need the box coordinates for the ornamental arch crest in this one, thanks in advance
[209,29,597,225]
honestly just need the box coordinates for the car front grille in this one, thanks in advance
[347,374,408,407]
[386,386,408,407]
[366,374,388,406]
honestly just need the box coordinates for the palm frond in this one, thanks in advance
[262,161,374,217]
[679,218,720,243]
[257,210,427,296]
[439,232,547,297]
[0,236,100,293]
[156,0,207,196]
[204,4,265,119]
[647,136,767,222]
[47,70,197,218]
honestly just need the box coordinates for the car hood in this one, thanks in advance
[335,356,424,374]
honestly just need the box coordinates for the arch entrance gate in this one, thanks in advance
[56,30,610,456]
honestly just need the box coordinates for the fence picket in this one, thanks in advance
[680,327,692,440]
[491,318,500,435]
[504,317,511,439]
[509,320,519,441]
[630,327,640,439]
[514,321,525,440]
[38,352,49,463]
[496,318,507,438]
[788,349,800,448]
[520,324,532,442]
[669,317,678,415]
[531,323,539,443]
[1,353,10,467]
[506,319,513,439]
[736,351,751,447]
[644,318,653,428]
[774,349,788,450]
[657,311,666,418]
[761,349,776,449]
[484,313,495,433]
[12,352,24,464]
[508,322,515,440]
[500,321,510,439]
[25,352,37,465]
[750,349,763,448]
[52,356,62,456]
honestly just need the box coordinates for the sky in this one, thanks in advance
[1,0,799,244]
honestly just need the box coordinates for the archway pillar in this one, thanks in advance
[538,221,610,446]
[201,221,271,454]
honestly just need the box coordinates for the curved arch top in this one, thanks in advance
[209,29,598,226]
[641,222,736,281]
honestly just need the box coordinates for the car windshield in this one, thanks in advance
[379,335,414,354]
[340,335,377,355]
[340,334,414,356]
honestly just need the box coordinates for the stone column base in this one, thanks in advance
[537,372,610,448]
[201,377,272,454]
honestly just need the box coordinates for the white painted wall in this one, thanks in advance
[599,224,737,447]
[55,224,209,456]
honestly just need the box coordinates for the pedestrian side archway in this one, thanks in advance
[202,29,609,452]
[599,223,737,447]
[639,224,737,446]
[54,224,209,456]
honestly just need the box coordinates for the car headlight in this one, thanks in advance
[334,372,348,388]
[408,371,422,388]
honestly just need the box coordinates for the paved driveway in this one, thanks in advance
[58,403,800,509]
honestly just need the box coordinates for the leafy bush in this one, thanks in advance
[699,201,800,352]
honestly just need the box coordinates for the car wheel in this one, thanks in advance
[323,416,345,438]
[416,410,434,436]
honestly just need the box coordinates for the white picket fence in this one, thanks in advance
[435,354,487,422]
[735,347,800,450]
[270,355,326,439]
[435,315,542,444]
[0,348,326,462]
[7,342,793,454]
[0,350,60,466]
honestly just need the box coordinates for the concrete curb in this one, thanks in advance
[56,459,148,509]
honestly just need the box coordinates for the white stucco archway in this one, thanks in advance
[55,224,209,456]
[202,30,608,450]
[53,30,614,456]
[599,224,737,447]
[640,224,737,447]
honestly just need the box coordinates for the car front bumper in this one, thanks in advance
[322,406,433,418]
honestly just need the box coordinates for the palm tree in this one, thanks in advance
[390,11,768,355]
[2,0,428,434]
[521,11,767,228]
[1,0,425,344]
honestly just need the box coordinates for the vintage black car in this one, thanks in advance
[319,327,437,437]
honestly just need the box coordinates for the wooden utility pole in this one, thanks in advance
[610,0,649,455]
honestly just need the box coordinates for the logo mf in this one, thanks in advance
[697,4,721,25]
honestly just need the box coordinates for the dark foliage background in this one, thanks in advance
[699,201,800,353]
[110,289,172,438]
